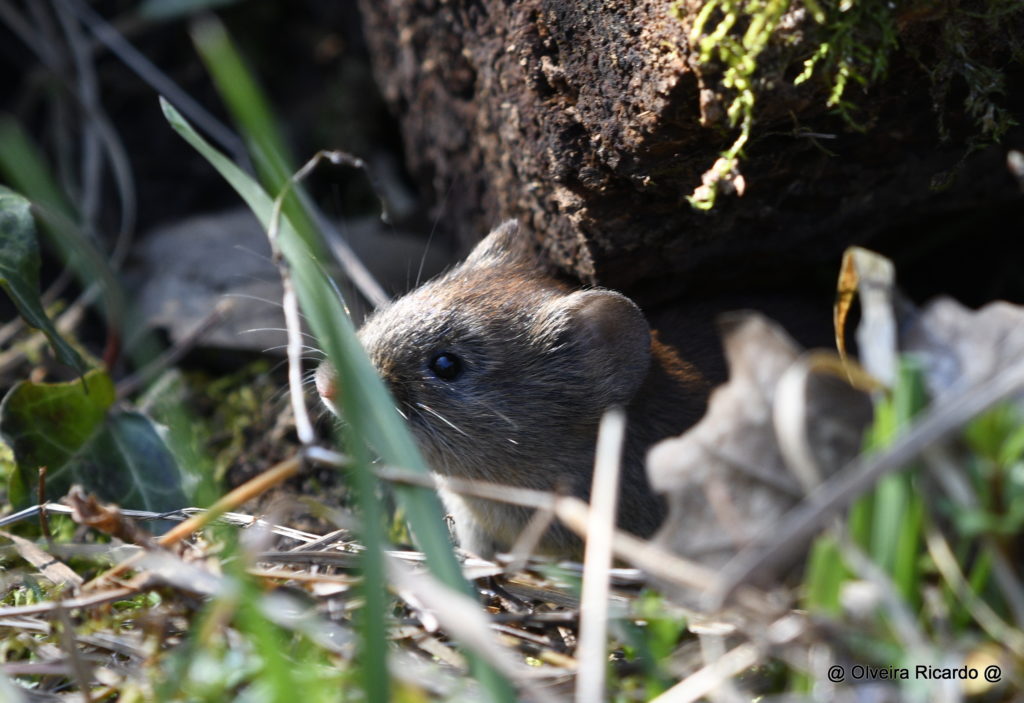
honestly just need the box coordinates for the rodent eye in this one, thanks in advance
[429,352,462,381]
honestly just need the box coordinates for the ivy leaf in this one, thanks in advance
[0,186,88,375]
[77,412,192,513]
[0,369,190,511]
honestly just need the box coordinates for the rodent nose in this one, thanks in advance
[315,362,338,403]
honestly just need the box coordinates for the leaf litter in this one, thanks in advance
[2,246,1024,700]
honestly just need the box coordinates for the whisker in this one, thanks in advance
[473,397,519,431]
[416,402,469,437]
[259,343,324,355]
[415,191,449,288]
[223,291,313,325]
[266,357,291,375]
[240,326,319,342]
[233,244,276,266]
[224,292,283,310]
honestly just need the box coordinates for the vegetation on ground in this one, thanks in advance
[0,2,1022,701]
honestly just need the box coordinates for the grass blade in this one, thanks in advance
[161,97,515,701]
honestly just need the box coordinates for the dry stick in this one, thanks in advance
[53,603,94,703]
[82,455,302,591]
[37,467,54,549]
[280,149,389,306]
[385,555,560,703]
[160,455,301,545]
[505,501,557,573]
[311,447,720,590]
[0,586,137,619]
[650,643,760,703]
[60,0,245,163]
[268,170,316,445]
[576,409,626,703]
[300,149,391,308]
[324,449,720,591]
[835,535,929,654]
[695,630,745,703]
[709,354,1024,608]
[556,498,718,593]
[267,150,389,443]
[390,467,719,592]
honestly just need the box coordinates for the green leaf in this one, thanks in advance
[0,187,88,374]
[1,368,114,481]
[84,412,192,511]
[0,369,189,511]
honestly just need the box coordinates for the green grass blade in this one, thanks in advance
[0,116,78,220]
[161,97,515,701]
[803,534,847,615]
[191,17,328,262]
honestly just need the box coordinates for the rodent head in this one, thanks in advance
[316,220,653,488]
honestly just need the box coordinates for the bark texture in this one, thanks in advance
[357,0,1024,305]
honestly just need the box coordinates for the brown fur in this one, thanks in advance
[318,221,711,557]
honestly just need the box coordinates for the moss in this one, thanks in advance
[921,2,1023,146]
[681,0,1024,209]
[792,0,899,126]
[680,0,796,209]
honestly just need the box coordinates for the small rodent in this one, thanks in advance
[316,220,712,557]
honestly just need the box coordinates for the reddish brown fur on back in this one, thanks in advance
[651,331,709,390]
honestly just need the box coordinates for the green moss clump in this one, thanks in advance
[682,0,798,209]
[682,0,1024,208]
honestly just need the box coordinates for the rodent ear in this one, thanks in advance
[464,220,536,268]
[562,289,652,404]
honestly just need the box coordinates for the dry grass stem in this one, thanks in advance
[576,408,625,703]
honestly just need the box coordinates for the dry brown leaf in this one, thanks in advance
[834,246,898,385]
[646,313,872,574]
[65,486,157,548]
[902,297,1024,403]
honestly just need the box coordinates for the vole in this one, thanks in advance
[316,220,713,558]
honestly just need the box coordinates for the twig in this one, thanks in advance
[37,467,53,548]
[308,448,720,592]
[60,0,246,164]
[266,151,392,445]
[315,209,390,309]
[0,586,137,618]
[576,408,625,703]
[386,555,561,703]
[53,603,93,703]
[268,165,318,444]
[82,455,303,591]
[505,501,556,573]
[836,536,929,654]
[650,643,760,703]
